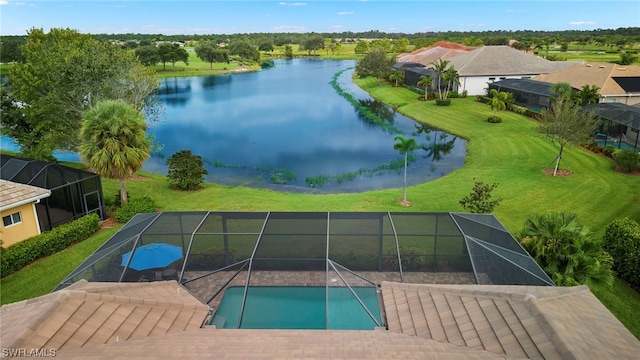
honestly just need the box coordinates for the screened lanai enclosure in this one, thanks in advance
[56,212,553,329]
[0,154,106,231]
[584,102,640,151]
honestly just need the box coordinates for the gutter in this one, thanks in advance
[0,191,51,212]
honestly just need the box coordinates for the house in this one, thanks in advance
[534,62,640,106]
[1,280,639,359]
[0,154,106,232]
[0,180,50,247]
[396,41,477,91]
[396,41,476,65]
[447,45,580,95]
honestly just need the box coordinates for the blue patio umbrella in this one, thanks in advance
[121,243,183,271]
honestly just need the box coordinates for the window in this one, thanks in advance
[3,212,22,227]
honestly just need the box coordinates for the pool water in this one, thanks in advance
[596,140,638,152]
[211,286,382,330]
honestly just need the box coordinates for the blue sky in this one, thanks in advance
[1,0,639,36]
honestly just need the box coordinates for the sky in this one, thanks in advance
[1,0,639,36]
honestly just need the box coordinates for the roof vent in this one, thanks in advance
[585,64,592,67]
[599,65,606,68]
[618,67,626,71]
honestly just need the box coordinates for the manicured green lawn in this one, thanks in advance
[1,72,639,338]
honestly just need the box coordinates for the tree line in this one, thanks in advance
[2,27,640,64]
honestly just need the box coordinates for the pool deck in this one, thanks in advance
[182,270,476,309]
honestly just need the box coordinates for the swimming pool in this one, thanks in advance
[211,286,382,330]
[596,141,638,152]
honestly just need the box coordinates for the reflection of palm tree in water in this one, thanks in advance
[415,124,456,170]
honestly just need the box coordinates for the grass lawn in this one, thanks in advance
[1,69,639,338]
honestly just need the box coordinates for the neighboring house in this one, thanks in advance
[487,78,575,110]
[534,62,640,106]
[584,102,640,150]
[396,41,476,90]
[0,154,106,232]
[447,45,580,95]
[396,41,476,65]
[0,179,50,247]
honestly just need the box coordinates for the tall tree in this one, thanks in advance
[355,48,395,82]
[354,40,370,54]
[417,75,433,100]
[195,41,228,69]
[538,98,599,176]
[6,28,158,159]
[393,135,418,205]
[428,59,450,100]
[442,66,460,98]
[229,40,260,62]
[80,100,150,204]
[158,43,189,70]
[135,45,161,67]
[300,35,324,55]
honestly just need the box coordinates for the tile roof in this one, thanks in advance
[0,280,210,352]
[381,282,640,359]
[0,179,50,212]
[2,280,639,359]
[57,329,505,359]
[448,46,580,76]
[397,41,476,66]
[533,62,640,95]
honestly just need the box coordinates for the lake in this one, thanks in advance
[2,59,466,193]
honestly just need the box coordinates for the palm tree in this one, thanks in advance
[417,75,433,100]
[550,82,574,103]
[393,135,418,205]
[576,84,601,105]
[428,59,449,100]
[389,70,404,87]
[488,89,509,117]
[520,212,614,287]
[442,66,460,98]
[80,100,150,204]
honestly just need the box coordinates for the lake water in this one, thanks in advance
[1,59,466,193]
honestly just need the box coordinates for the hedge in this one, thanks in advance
[603,218,640,291]
[1,213,100,277]
[114,196,158,223]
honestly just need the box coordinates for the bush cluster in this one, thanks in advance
[435,99,451,106]
[0,213,100,277]
[613,149,640,172]
[114,196,158,223]
[603,218,640,290]
[487,116,503,123]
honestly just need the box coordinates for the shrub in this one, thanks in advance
[447,91,459,98]
[603,145,617,158]
[487,116,502,123]
[459,180,502,213]
[426,92,436,101]
[520,212,614,287]
[0,213,100,276]
[114,196,158,223]
[167,150,208,190]
[614,149,640,172]
[460,90,468,98]
[435,99,451,106]
[603,218,640,290]
[510,104,528,115]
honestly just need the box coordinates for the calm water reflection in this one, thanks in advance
[2,59,466,193]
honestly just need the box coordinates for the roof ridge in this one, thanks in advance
[5,291,74,349]
[523,293,580,359]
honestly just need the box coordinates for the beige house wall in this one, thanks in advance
[0,203,41,247]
